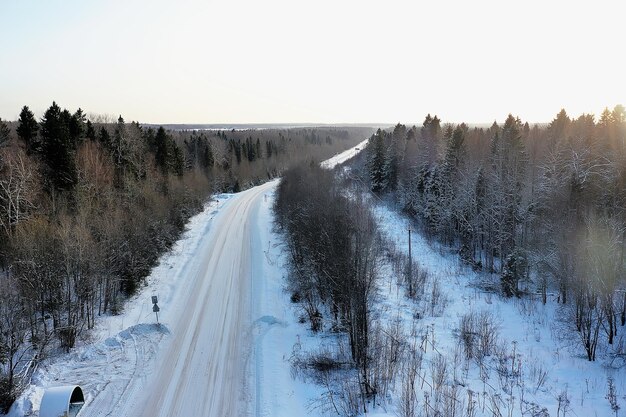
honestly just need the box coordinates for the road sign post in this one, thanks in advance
[152,296,160,323]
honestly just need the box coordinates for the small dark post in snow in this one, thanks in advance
[408,227,412,262]
[152,295,160,323]
[407,226,413,297]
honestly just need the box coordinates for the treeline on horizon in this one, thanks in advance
[0,102,370,411]
[359,105,625,362]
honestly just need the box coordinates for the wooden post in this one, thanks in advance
[408,226,413,297]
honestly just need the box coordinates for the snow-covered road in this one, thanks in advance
[97,180,277,417]
[320,138,368,169]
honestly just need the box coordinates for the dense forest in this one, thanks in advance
[0,102,370,411]
[359,106,626,361]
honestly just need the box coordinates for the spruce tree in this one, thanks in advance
[490,114,527,276]
[172,145,184,176]
[85,120,96,141]
[230,139,242,164]
[612,104,626,124]
[143,127,156,153]
[0,118,9,147]
[69,108,86,143]
[112,116,126,167]
[599,107,613,127]
[420,114,442,165]
[151,127,184,175]
[98,126,111,148]
[368,129,386,192]
[266,141,273,158]
[382,124,406,191]
[16,106,40,153]
[443,126,466,172]
[40,102,78,191]
[202,141,214,169]
[154,126,170,173]
[548,109,570,139]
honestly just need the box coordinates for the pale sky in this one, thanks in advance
[0,0,623,124]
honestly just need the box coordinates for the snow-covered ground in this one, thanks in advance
[7,140,367,417]
[361,200,626,417]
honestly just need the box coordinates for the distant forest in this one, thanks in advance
[357,105,626,361]
[0,102,371,411]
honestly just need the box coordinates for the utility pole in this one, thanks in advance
[407,226,413,297]
[408,226,412,262]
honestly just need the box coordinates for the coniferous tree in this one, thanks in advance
[266,141,273,158]
[442,126,465,172]
[201,141,214,170]
[489,115,526,257]
[549,109,571,140]
[152,125,184,175]
[112,116,126,167]
[382,124,405,191]
[230,139,242,164]
[143,127,156,153]
[98,126,111,148]
[85,120,96,141]
[40,102,78,192]
[599,107,613,127]
[0,118,9,147]
[256,138,262,159]
[154,126,169,173]
[439,126,466,242]
[612,104,626,124]
[420,114,442,166]
[368,129,386,192]
[172,145,184,176]
[69,108,86,143]
[16,106,39,153]
[245,137,256,162]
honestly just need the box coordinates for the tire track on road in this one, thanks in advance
[125,180,275,417]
